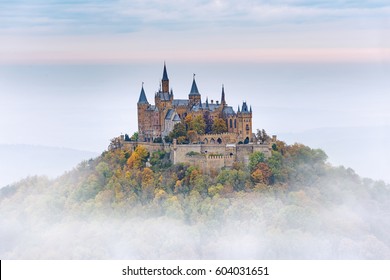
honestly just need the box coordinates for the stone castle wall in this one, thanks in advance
[116,135,274,171]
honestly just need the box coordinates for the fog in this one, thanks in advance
[1,62,389,184]
[1,174,389,259]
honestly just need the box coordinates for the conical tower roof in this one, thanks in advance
[189,74,200,96]
[162,62,169,81]
[138,84,148,104]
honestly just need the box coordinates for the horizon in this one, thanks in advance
[1,1,389,184]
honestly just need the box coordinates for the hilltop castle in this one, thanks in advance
[111,63,275,171]
[137,63,253,143]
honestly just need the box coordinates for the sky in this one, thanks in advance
[0,1,390,184]
[0,0,389,63]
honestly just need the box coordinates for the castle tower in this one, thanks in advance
[162,62,169,93]
[189,74,201,107]
[137,84,149,141]
[237,101,252,142]
[221,84,226,107]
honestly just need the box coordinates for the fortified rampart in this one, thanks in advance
[113,134,275,172]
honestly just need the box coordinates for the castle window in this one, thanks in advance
[234,119,236,128]
[217,138,222,144]
[229,119,232,128]
[246,124,249,130]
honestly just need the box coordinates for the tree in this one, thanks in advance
[249,151,265,171]
[130,132,139,141]
[251,162,272,185]
[169,122,187,139]
[212,117,228,134]
[256,129,271,143]
[187,130,198,143]
[203,111,213,134]
[126,145,149,169]
[190,115,206,135]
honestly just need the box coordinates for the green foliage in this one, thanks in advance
[186,151,201,157]
[249,151,266,171]
[212,117,228,134]
[168,122,187,143]
[187,115,206,135]
[130,132,139,141]
[150,150,171,170]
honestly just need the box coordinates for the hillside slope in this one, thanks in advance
[0,141,389,259]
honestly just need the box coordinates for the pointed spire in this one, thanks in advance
[162,61,168,81]
[242,101,248,112]
[221,84,226,105]
[189,73,200,95]
[250,105,252,112]
[206,97,209,108]
[138,82,148,104]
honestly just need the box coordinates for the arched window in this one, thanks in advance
[217,138,222,144]
[234,119,237,128]
[229,119,233,128]
[246,124,249,130]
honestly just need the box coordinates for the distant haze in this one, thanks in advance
[1,62,389,183]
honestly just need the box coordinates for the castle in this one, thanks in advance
[137,63,253,143]
[112,63,275,170]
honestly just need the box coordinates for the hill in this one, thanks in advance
[0,144,98,188]
[0,140,389,259]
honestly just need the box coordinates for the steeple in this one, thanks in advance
[138,83,148,104]
[162,62,169,93]
[221,84,226,106]
[162,61,168,81]
[241,101,249,113]
[189,74,200,96]
[238,105,240,113]
[205,97,209,108]
[250,105,252,113]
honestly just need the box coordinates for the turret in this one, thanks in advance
[162,62,169,93]
[137,83,149,141]
[221,84,226,106]
[189,74,201,107]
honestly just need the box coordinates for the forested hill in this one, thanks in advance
[1,140,389,259]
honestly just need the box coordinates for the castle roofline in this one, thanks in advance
[189,74,200,96]
[138,84,148,104]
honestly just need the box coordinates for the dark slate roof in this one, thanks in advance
[146,105,157,112]
[165,109,175,120]
[172,99,189,106]
[138,86,148,104]
[157,91,170,101]
[162,63,169,81]
[208,103,219,111]
[223,106,235,116]
[189,77,200,96]
[241,101,250,113]
[191,104,202,112]
[173,114,181,121]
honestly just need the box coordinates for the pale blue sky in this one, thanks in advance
[0,0,389,63]
[0,2,389,184]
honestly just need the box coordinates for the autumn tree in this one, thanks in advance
[251,162,272,185]
[249,151,266,171]
[212,117,228,134]
[130,132,139,141]
[188,115,206,135]
[127,145,149,169]
[203,111,213,134]
[256,129,271,143]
